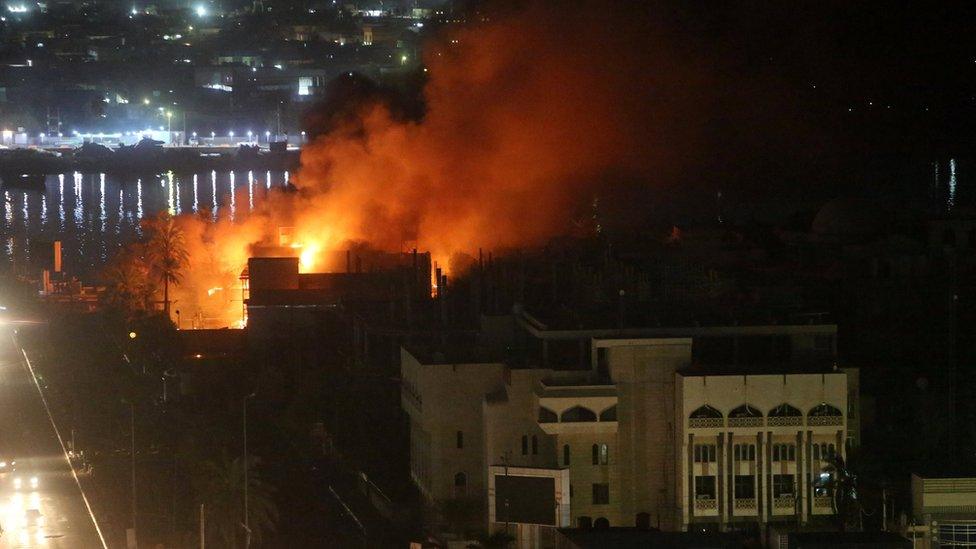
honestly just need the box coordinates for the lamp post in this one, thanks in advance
[243,392,256,548]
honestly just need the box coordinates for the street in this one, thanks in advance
[0,329,106,548]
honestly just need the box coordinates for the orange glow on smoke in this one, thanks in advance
[164,0,694,327]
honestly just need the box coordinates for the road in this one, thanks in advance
[0,328,106,548]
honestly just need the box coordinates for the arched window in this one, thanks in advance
[521,435,528,455]
[592,443,609,465]
[577,516,592,529]
[729,404,762,418]
[635,512,651,530]
[689,405,723,419]
[561,406,597,422]
[809,403,842,417]
[454,472,466,497]
[563,444,571,466]
[769,403,802,417]
[594,517,610,529]
[538,407,558,423]
[599,405,618,422]
[531,435,538,455]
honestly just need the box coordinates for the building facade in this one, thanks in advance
[401,321,856,546]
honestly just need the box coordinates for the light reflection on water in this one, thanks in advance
[1,170,289,279]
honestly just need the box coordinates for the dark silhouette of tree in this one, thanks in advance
[193,456,278,547]
[142,213,189,316]
[824,453,859,531]
[102,245,154,313]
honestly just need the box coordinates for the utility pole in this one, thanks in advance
[882,488,887,531]
[199,503,205,549]
[130,401,137,548]
[244,393,256,548]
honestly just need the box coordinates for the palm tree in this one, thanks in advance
[823,453,859,531]
[142,213,189,316]
[194,455,278,547]
[103,246,154,313]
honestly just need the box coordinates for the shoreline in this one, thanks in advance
[0,147,302,178]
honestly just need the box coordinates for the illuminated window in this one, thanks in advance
[592,443,609,465]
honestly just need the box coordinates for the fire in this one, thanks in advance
[159,0,686,328]
[298,242,321,273]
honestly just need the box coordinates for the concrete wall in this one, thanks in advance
[602,338,692,530]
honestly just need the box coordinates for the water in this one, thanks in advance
[1,170,291,279]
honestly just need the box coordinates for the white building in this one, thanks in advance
[401,321,856,546]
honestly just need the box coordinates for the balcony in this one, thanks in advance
[536,380,618,435]
[689,417,724,429]
[729,417,764,428]
[773,496,796,510]
[808,415,843,426]
[734,498,757,513]
[814,496,834,510]
[768,416,802,427]
[695,498,717,511]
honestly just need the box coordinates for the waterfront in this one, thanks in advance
[1,170,291,279]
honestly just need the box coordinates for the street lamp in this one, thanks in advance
[246,130,252,143]
[243,392,256,548]
[229,130,235,138]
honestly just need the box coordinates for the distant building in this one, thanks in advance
[401,320,857,544]
[909,473,976,548]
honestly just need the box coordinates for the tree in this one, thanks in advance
[142,213,189,316]
[824,453,860,531]
[102,246,154,313]
[193,456,278,547]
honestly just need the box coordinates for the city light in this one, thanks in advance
[195,5,207,17]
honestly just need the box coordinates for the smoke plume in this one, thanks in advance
[291,0,702,269]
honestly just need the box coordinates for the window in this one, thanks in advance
[591,443,608,465]
[563,444,570,466]
[570,484,573,499]
[694,444,717,463]
[773,444,795,462]
[577,516,592,529]
[695,476,716,499]
[592,483,610,505]
[561,406,597,422]
[454,472,466,497]
[814,472,833,497]
[729,404,762,418]
[599,405,617,421]
[734,475,755,499]
[521,435,528,455]
[734,444,756,461]
[809,403,842,417]
[538,407,558,423]
[689,405,723,419]
[456,430,463,449]
[531,435,538,455]
[773,474,795,498]
[769,403,802,417]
